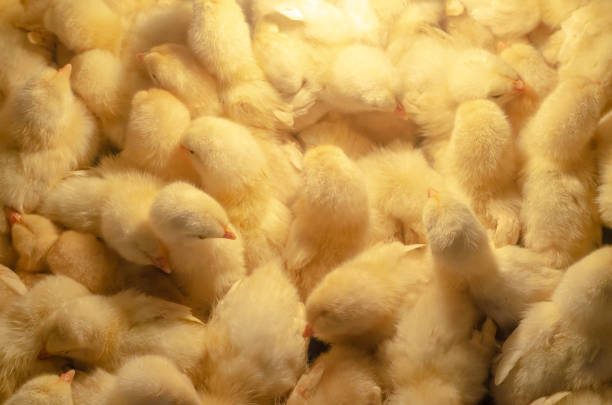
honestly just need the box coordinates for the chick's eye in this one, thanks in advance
[491,94,503,99]
[197,235,206,240]
[189,150,196,155]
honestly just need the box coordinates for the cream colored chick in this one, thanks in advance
[358,146,446,244]
[443,1,496,52]
[538,0,590,29]
[596,110,612,227]
[42,290,206,375]
[287,345,383,405]
[0,275,89,401]
[423,190,562,332]
[182,116,291,271]
[493,246,612,405]
[0,66,99,216]
[71,367,115,405]
[149,181,246,318]
[439,99,522,247]
[520,77,604,269]
[4,370,75,405]
[105,355,202,405]
[140,43,222,118]
[120,89,198,183]
[459,0,540,38]
[530,388,612,405]
[198,260,306,404]
[305,242,430,347]
[284,145,370,300]
[188,0,294,130]
[0,265,27,311]
[10,213,60,273]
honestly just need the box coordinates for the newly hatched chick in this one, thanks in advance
[140,43,222,118]
[0,275,89,401]
[71,367,115,405]
[198,260,306,404]
[120,89,198,184]
[0,265,27,311]
[538,0,590,29]
[182,116,291,271]
[493,246,612,405]
[305,242,430,347]
[596,110,612,226]
[458,0,540,38]
[287,345,383,405]
[10,214,60,273]
[149,181,245,318]
[284,145,370,300]
[106,355,202,405]
[520,77,604,269]
[188,0,294,130]
[358,146,445,244]
[438,99,522,247]
[42,290,206,376]
[530,388,612,405]
[4,370,75,405]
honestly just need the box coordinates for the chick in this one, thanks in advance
[287,345,383,405]
[520,77,604,269]
[439,99,522,247]
[71,367,115,405]
[0,232,17,268]
[596,110,612,227]
[149,181,246,318]
[10,213,60,273]
[357,146,446,244]
[120,89,198,184]
[305,242,430,347]
[106,355,202,405]
[140,43,222,118]
[459,0,540,38]
[493,246,612,405]
[0,275,89,401]
[530,388,612,405]
[538,0,590,29]
[188,0,294,130]
[284,145,370,300]
[0,265,27,311]
[182,116,291,271]
[42,290,206,375]
[4,370,75,405]
[198,260,306,404]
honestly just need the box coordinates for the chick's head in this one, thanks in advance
[4,371,75,405]
[140,44,190,93]
[150,182,235,244]
[447,49,525,105]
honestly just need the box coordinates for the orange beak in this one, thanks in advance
[151,255,171,274]
[222,227,236,240]
[427,188,440,202]
[512,79,526,94]
[4,207,22,225]
[136,52,147,61]
[302,323,313,338]
[59,369,75,383]
[57,64,72,78]
[38,347,51,360]
[394,99,408,119]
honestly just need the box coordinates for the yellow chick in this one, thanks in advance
[0,265,27,311]
[10,213,60,273]
[596,110,612,227]
[538,0,590,29]
[140,43,222,118]
[4,370,75,405]
[459,0,541,39]
[284,145,370,300]
[0,232,17,268]
[530,388,612,405]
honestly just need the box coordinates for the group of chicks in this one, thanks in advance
[0,0,611,404]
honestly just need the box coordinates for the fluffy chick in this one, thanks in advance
[530,388,612,405]
[493,246,612,405]
[305,242,430,347]
[459,0,540,38]
[10,213,60,273]
[188,0,293,130]
[42,290,206,375]
[182,116,291,271]
[149,181,246,318]
[4,370,75,405]
[520,77,604,268]
[120,89,198,184]
[538,0,590,29]
[0,275,89,401]
[0,265,27,311]
[287,345,383,405]
[284,145,370,300]
[596,110,612,226]
[439,99,521,247]
[198,260,306,404]
[0,232,17,268]
[140,43,222,118]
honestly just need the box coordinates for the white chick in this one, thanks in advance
[42,290,206,375]
[0,265,27,311]
[459,0,541,38]
[357,146,445,244]
[284,145,370,300]
[493,246,612,405]
[438,99,522,247]
[520,77,604,269]
[596,110,612,227]
[120,89,198,184]
[0,275,89,401]
[140,43,222,118]
[182,116,291,271]
[10,213,60,273]
[198,260,306,404]
[287,345,383,405]
[4,370,75,405]
[149,181,246,318]
[105,355,202,405]
[304,242,430,347]
[188,0,294,130]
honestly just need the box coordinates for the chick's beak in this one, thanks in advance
[59,369,75,384]
[57,64,72,78]
[152,255,171,274]
[222,226,236,240]
[427,188,440,202]
[394,99,408,119]
[136,52,147,61]
[37,347,51,360]
[302,323,314,338]
[512,79,526,94]
[4,207,22,225]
